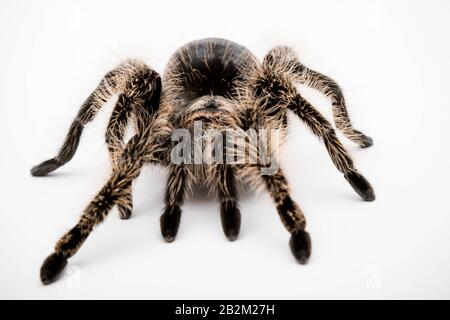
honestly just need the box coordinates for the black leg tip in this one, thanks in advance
[225,232,239,242]
[221,204,241,241]
[364,189,376,202]
[118,206,132,220]
[160,206,181,243]
[345,171,376,202]
[289,230,312,264]
[31,158,61,177]
[40,252,67,285]
[360,135,374,148]
[163,235,175,243]
[353,130,374,148]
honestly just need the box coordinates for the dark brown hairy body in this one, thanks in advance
[32,38,375,285]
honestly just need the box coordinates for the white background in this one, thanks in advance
[1,0,449,299]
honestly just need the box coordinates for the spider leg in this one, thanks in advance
[105,95,139,220]
[106,68,161,220]
[264,46,373,148]
[31,59,159,176]
[160,165,186,242]
[289,94,375,201]
[217,165,241,241]
[40,134,148,285]
[255,49,375,201]
[263,169,311,264]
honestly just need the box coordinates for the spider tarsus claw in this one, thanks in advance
[360,135,374,148]
[163,235,175,243]
[225,230,239,241]
[118,206,132,220]
[160,206,181,243]
[40,252,67,285]
[344,171,376,202]
[289,230,312,264]
[31,158,61,177]
[221,205,241,241]
[354,130,374,148]
[119,212,132,220]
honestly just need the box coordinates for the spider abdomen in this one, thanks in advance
[165,38,256,101]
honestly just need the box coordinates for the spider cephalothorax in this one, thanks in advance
[32,38,375,284]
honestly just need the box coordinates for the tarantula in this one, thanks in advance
[32,38,375,285]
